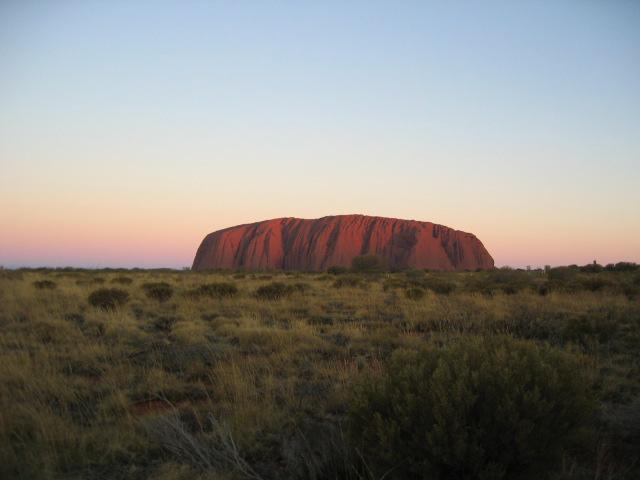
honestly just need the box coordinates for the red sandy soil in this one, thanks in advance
[192,214,494,272]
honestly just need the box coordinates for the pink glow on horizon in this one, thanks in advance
[1,212,638,269]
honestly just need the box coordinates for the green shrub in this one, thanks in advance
[77,277,106,286]
[255,282,293,300]
[33,280,57,290]
[152,315,178,333]
[622,281,640,300]
[333,275,364,289]
[405,269,427,281]
[466,269,534,295]
[563,312,618,348]
[111,276,133,285]
[290,282,311,293]
[422,275,457,295]
[547,266,579,282]
[327,265,348,275]
[537,282,549,296]
[191,282,238,299]
[605,262,638,272]
[88,288,129,310]
[308,315,334,326]
[382,278,407,292]
[405,286,426,300]
[580,262,603,273]
[579,276,610,292]
[351,255,386,273]
[348,336,595,480]
[142,282,174,302]
[64,312,86,326]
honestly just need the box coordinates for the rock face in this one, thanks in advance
[192,215,493,272]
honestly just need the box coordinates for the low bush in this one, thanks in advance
[405,269,427,281]
[255,282,294,300]
[622,281,640,300]
[327,265,349,275]
[190,282,238,299]
[111,276,133,285]
[142,282,174,302]
[76,277,105,286]
[333,275,364,289]
[547,266,579,282]
[580,262,604,273]
[152,315,178,333]
[290,282,311,294]
[563,312,619,348]
[421,275,456,295]
[308,315,334,326]
[351,255,386,273]
[252,281,310,300]
[605,262,638,272]
[467,269,535,295]
[64,313,86,326]
[405,286,426,300]
[33,280,57,290]
[382,278,407,292]
[578,276,609,292]
[348,335,595,480]
[537,282,549,296]
[88,288,129,310]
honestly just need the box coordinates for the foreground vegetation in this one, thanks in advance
[0,264,639,479]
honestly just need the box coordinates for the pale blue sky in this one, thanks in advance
[1,1,639,267]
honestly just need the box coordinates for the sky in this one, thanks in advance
[1,0,639,268]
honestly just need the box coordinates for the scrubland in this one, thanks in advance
[0,265,639,479]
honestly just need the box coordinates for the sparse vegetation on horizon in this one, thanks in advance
[0,264,638,479]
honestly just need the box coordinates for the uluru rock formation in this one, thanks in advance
[192,215,494,272]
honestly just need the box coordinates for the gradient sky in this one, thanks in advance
[1,1,639,268]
